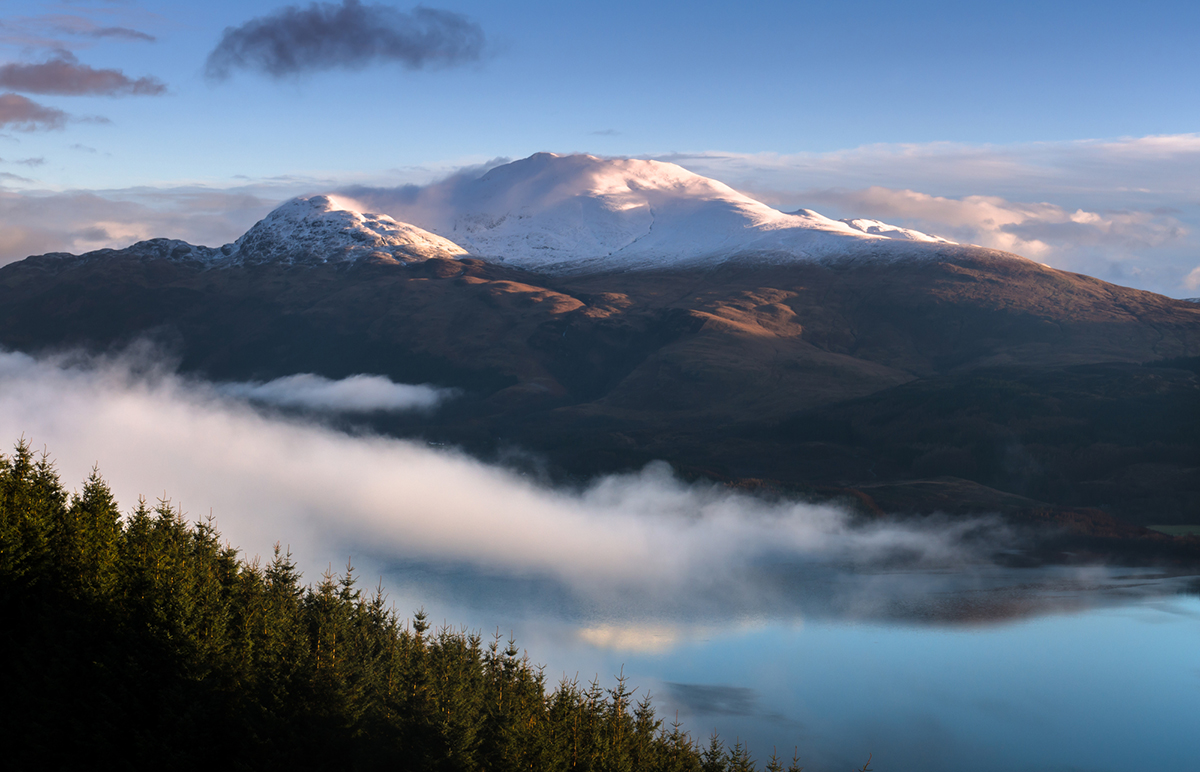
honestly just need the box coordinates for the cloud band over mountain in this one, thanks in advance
[206,1,486,80]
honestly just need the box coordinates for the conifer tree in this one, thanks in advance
[702,732,728,772]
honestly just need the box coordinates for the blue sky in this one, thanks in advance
[2,0,1199,295]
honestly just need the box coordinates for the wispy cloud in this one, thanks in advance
[206,1,486,81]
[70,25,155,44]
[0,51,166,96]
[0,13,157,49]
[0,92,68,131]
[801,186,1186,261]
[218,373,455,413]
[660,135,1200,203]
[1185,267,1200,293]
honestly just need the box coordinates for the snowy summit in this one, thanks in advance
[223,195,467,266]
[367,153,956,273]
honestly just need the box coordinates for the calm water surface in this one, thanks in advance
[378,566,1200,772]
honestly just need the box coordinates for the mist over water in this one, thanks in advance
[0,345,1191,625]
[3,345,1198,771]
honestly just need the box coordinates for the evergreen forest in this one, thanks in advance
[1,440,826,771]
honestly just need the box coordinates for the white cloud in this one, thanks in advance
[0,347,1005,606]
[1184,267,1200,293]
[798,185,1186,263]
[217,373,454,413]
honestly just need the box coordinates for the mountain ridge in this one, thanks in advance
[2,153,1197,555]
[16,153,969,276]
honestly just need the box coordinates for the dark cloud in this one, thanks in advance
[206,1,486,80]
[0,52,166,97]
[71,225,113,242]
[0,93,68,131]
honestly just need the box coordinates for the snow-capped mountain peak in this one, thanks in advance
[360,153,961,273]
[226,194,466,266]
[75,155,965,274]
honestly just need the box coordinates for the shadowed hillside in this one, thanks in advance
[1,240,1197,541]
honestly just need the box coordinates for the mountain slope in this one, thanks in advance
[1,241,1196,528]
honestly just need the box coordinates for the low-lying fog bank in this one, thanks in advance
[1,345,1193,628]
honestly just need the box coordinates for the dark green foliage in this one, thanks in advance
[0,440,805,771]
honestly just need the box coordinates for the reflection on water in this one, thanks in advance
[372,562,1200,772]
[375,553,1197,626]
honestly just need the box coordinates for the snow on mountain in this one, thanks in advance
[360,152,960,273]
[835,217,954,243]
[46,155,962,274]
[222,195,467,266]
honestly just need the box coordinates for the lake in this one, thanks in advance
[377,565,1200,772]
